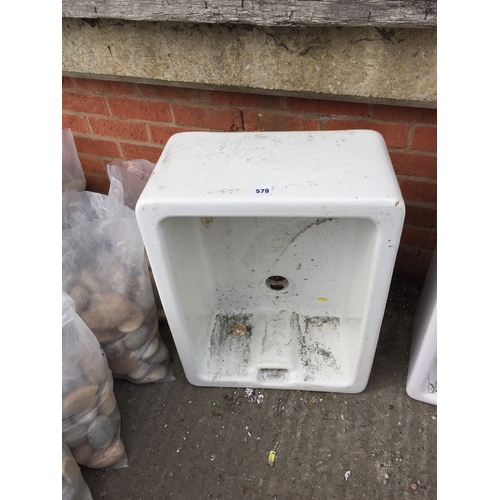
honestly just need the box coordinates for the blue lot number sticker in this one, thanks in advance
[253,185,273,196]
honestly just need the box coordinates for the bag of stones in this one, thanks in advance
[62,291,128,469]
[106,159,166,323]
[62,441,93,500]
[62,191,174,384]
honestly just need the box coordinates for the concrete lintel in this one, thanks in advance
[62,19,437,108]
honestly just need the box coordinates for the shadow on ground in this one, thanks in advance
[81,279,437,500]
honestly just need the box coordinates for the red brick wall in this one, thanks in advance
[62,77,436,283]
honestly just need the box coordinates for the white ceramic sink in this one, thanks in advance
[136,130,405,393]
[407,249,437,405]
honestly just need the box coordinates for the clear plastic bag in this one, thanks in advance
[62,129,86,192]
[62,441,93,500]
[62,191,174,384]
[106,159,166,322]
[62,291,128,469]
[107,159,155,210]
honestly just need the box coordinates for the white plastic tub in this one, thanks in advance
[406,249,437,405]
[136,130,405,393]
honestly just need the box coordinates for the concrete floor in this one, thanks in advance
[81,278,437,499]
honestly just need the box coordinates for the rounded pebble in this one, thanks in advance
[140,335,159,360]
[63,385,98,418]
[127,361,151,381]
[102,338,126,359]
[85,439,126,469]
[81,349,108,384]
[81,292,133,330]
[78,270,101,294]
[106,350,140,375]
[62,456,81,486]
[71,441,94,465]
[98,387,117,416]
[68,285,89,312]
[88,415,115,449]
[123,325,150,350]
[94,328,125,344]
[138,364,169,384]
[144,340,168,364]
[76,406,98,425]
[118,306,145,333]
[62,420,89,448]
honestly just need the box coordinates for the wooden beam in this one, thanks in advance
[62,1,437,28]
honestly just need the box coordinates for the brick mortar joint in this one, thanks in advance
[407,123,415,149]
[387,147,436,156]
[63,87,206,106]
[397,174,437,183]
[398,243,434,249]
[64,111,181,128]
[71,127,177,141]
[403,224,436,231]
[397,243,435,254]
[63,90,436,125]
[404,200,437,209]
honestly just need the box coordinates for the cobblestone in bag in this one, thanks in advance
[62,441,93,500]
[106,159,166,323]
[62,191,174,384]
[62,291,128,469]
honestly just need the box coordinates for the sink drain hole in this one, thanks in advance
[265,276,289,291]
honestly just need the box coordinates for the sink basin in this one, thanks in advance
[136,130,405,392]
